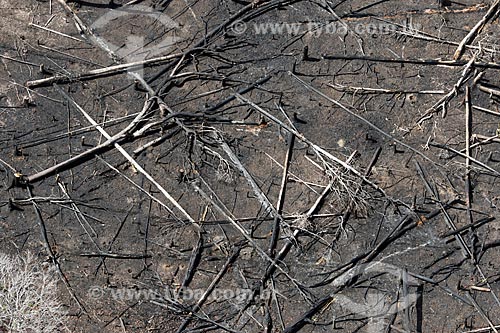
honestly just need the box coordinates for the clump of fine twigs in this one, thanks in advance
[0,252,65,333]
[327,162,370,216]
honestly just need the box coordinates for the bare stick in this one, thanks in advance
[20,112,142,149]
[465,293,499,333]
[25,51,186,88]
[28,22,86,43]
[472,105,500,117]
[269,133,294,257]
[468,135,500,152]
[453,0,500,60]
[79,253,152,259]
[320,54,500,70]
[430,142,500,176]
[179,229,203,293]
[133,128,180,155]
[329,83,445,95]
[57,181,100,245]
[54,86,195,223]
[26,88,152,183]
[417,54,476,123]
[53,0,119,60]
[465,86,472,195]
[440,216,495,238]
[375,15,500,56]
[219,140,277,214]
[463,325,500,333]
[478,83,500,97]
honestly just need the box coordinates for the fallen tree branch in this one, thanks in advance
[79,252,152,259]
[25,87,153,183]
[25,51,187,88]
[453,0,500,60]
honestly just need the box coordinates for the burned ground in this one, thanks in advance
[2,0,500,332]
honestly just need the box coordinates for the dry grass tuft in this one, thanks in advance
[0,252,65,333]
